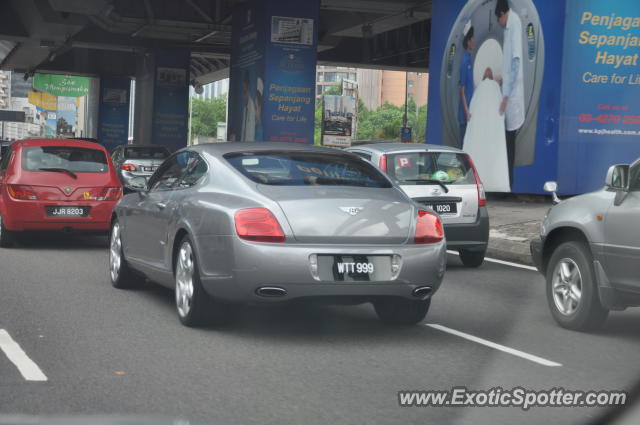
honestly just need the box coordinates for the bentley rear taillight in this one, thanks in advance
[414,210,444,244]
[235,208,285,243]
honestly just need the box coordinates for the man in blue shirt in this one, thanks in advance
[459,21,474,146]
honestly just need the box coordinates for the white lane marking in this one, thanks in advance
[447,250,538,272]
[0,329,48,381]
[427,324,562,367]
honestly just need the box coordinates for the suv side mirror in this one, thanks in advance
[543,181,560,205]
[605,164,629,191]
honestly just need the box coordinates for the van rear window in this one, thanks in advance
[22,147,108,173]
[386,152,475,185]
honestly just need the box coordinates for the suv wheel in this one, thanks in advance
[374,297,430,325]
[546,241,608,331]
[0,214,15,248]
[459,249,485,268]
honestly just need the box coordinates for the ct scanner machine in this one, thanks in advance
[439,0,545,167]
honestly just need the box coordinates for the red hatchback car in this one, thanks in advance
[0,138,122,247]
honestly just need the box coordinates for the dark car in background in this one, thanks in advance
[111,144,170,186]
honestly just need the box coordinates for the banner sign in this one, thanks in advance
[152,50,190,152]
[98,76,131,151]
[28,91,57,111]
[426,0,565,193]
[558,0,640,193]
[322,95,355,147]
[228,0,318,143]
[33,73,90,98]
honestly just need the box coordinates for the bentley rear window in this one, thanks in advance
[225,151,392,188]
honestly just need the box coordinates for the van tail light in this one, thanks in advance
[235,208,285,243]
[379,154,387,172]
[414,210,444,244]
[467,155,486,207]
[7,185,38,200]
[99,187,123,201]
[121,163,136,172]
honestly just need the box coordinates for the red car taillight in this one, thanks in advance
[379,154,387,172]
[414,210,444,244]
[235,208,285,243]
[99,187,122,201]
[467,155,486,207]
[121,163,136,172]
[7,185,38,200]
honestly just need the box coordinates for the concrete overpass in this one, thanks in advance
[0,0,432,85]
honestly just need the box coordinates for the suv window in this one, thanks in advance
[225,151,391,188]
[386,152,475,185]
[22,146,108,173]
[148,152,189,191]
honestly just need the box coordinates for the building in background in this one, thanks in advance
[316,66,357,96]
[357,69,428,110]
[0,71,41,140]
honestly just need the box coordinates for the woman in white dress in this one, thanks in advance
[462,40,511,192]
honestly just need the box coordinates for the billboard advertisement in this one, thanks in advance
[228,0,318,143]
[152,50,190,152]
[427,0,566,193]
[98,76,131,151]
[558,0,640,194]
[322,95,355,147]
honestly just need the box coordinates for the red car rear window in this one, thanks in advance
[22,146,108,173]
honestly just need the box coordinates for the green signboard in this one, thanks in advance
[33,73,90,98]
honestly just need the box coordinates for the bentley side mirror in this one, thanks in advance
[543,181,560,205]
[605,164,629,192]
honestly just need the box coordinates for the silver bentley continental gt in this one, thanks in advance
[108,143,447,327]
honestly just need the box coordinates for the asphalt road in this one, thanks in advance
[1,233,639,425]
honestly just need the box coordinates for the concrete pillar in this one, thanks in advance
[133,51,156,146]
[227,0,319,143]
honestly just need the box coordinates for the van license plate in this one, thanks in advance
[425,203,457,215]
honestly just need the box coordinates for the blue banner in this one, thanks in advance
[228,0,318,143]
[426,0,566,194]
[152,50,190,152]
[558,0,640,194]
[97,76,130,151]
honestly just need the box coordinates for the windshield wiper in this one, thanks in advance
[38,167,78,179]
[402,179,449,193]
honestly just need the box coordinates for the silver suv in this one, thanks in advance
[531,160,640,331]
[347,143,489,267]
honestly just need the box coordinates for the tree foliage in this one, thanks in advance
[190,95,227,138]
[314,93,427,145]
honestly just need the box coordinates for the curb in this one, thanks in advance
[487,237,534,266]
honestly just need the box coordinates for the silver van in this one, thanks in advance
[347,143,489,267]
